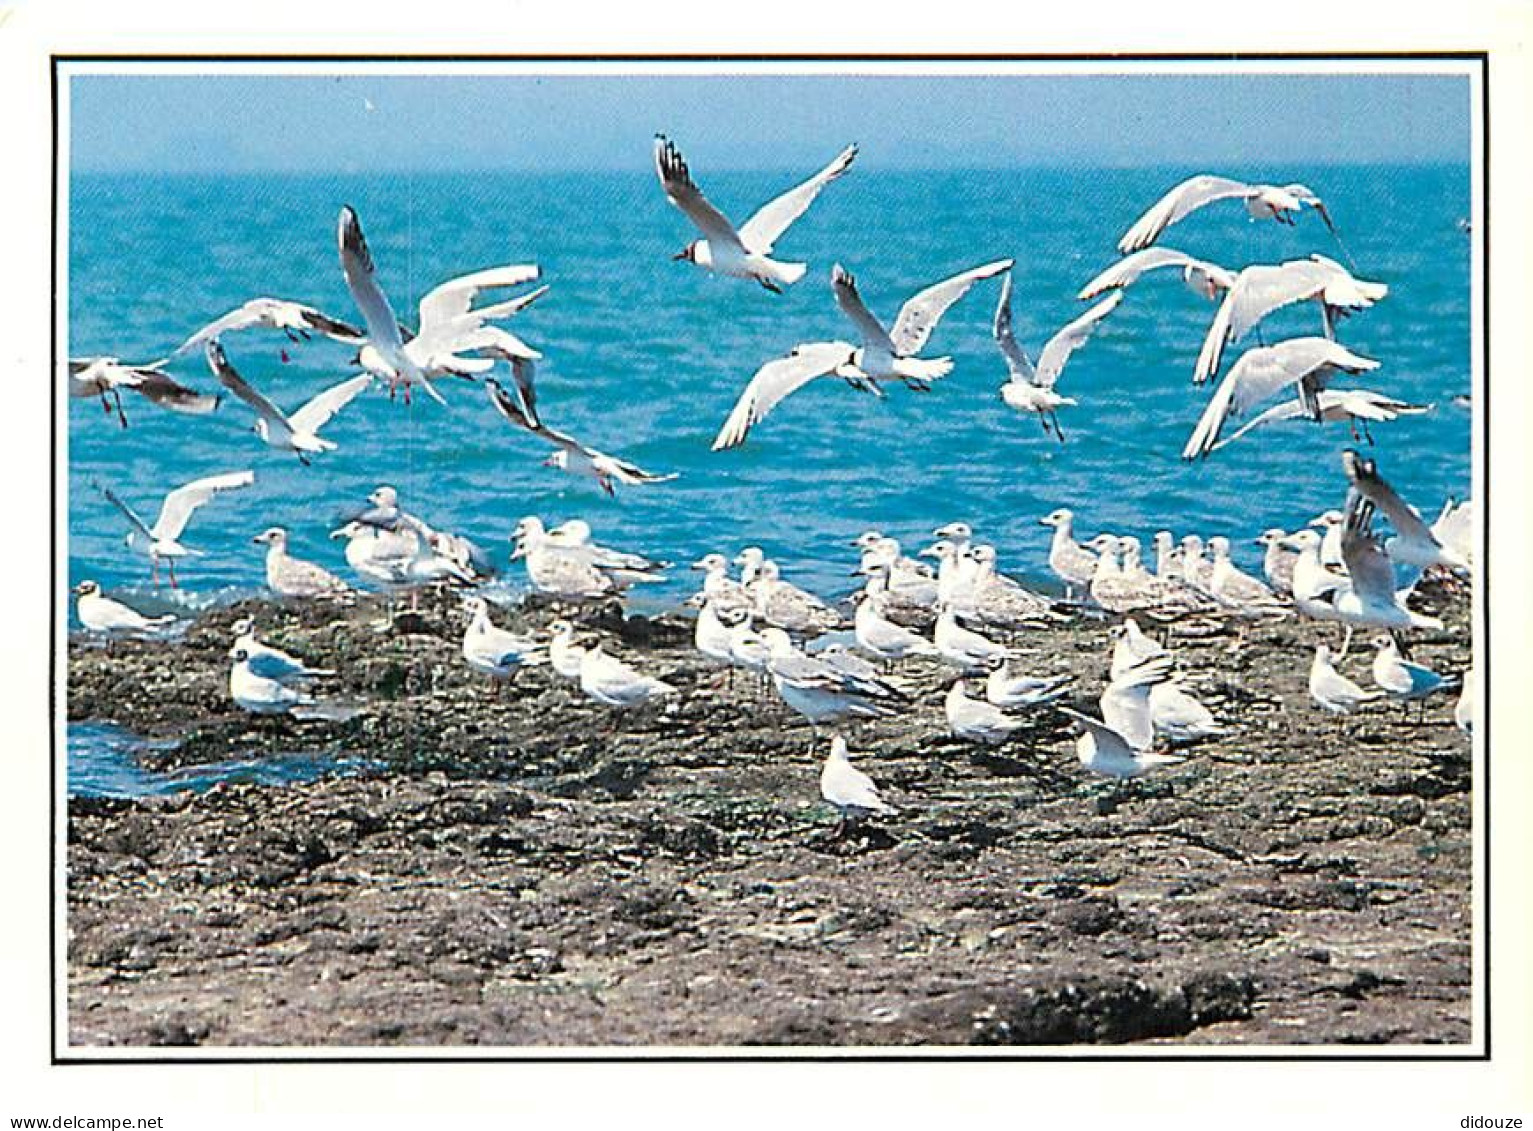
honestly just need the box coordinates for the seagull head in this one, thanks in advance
[852,530,884,550]
[329,521,362,541]
[759,627,794,656]
[1255,528,1289,547]
[1207,536,1231,558]
[1152,530,1175,550]
[1280,530,1322,553]
[369,485,398,508]
[1180,534,1203,554]
[252,527,286,547]
[461,596,488,619]
[934,521,971,541]
[1309,510,1345,530]
[1087,534,1120,553]
[734,546,764,569]
[691,553,727,573]
[1039,508,1072,528]
[73,580,99,597]
[920,539,955,561]
[1371,634,1398,655]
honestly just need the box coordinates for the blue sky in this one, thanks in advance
[68,71,1472,173]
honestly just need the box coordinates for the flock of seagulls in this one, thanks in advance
[69,143,1474,829]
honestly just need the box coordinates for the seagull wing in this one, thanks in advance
[203,339,291,431]
[1342,449,1441,550]
[711,341,855,452]
[1057,706,1137,761]
[338,206,406,355]
[95,481,155,541]
[1339,494,1399,603]
[1034,292,1121,388]
[289,373,374,437]
[653,135,745,252]
[130,370,223,415]
[736,143,857,255]
[1078,246,1199,299]
[152,470,254,542]
[164,299,275,360]
[992,271,1036,382]
[830,265,896,352]
[1099,653,1173,751]
[165,298,365,360]
[416,265,541,334]
[889,258,1013,357]
[1117,174,1255,253]
[1193,260,1333,382]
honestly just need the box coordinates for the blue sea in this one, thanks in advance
[67,163,1472,616]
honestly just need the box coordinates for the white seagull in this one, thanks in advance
[1192,255,1388,384]
[578,645,677,708]
[945,680,1027,745]
[1308,643,1384,714]
[228,647,356,720]
[205,339,372,464]
[1060,706,1186,780]
[1342,449,1470,572]
[1209,389,1431,454]
[1039,509,1098,601]
[95,469,255,588]
[229,617,334,684]
[1117,174,1339,254]
[710,259,1012,449]
[1371,635,1457,711]
[853,584,939,663]
[820,735,898,827]
[1078,246,1237,302]
[460,596,545,682]
[72,580,177,637]
[1182,337,1381,460]
[486,366,676,495]
[654,134,857,293]
[162,297,364,361]
[934,606,1015,673]
[1331,493,1444,633]
[994,271,1120,442]
[69,357,221,427]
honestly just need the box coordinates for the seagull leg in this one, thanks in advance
[1338,624,1353,659]
[284,328,301,343]
[1363,420,1376,446]
[403,385,413,407]
[1052,412,1067,444]
[168,560,179,590]
[758,278,783,295]
[110,389,128,428]
[600,477,615,498]
[151,559,159,589]
[1349,418,1361,443]
[298,452,312,468]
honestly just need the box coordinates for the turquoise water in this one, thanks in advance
[66,164,1472,613]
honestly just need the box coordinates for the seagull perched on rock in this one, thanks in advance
[1308,642,1384,714]
[1078,246,1237,303]
[985,664,1072,710]
[1117,174,1340,254]
[252,527,351,599]
[95,469,255,588]
[1192,256,1387,384]
[711,259,1011,449]
[994,271,1119,442]
[578,645,677,709]
[1183,337,1381,460]
[486,365,676,495]
[1039,509,1098,601]
[229,617,334,684]
[934,606,1014,673]
[820,736,898,830]
[1330,491,1444,634]
[1254,529,1300,596]
[654,134,857,293]
[853,581,939,663]
[228,647,357,720]
[72,580,177,637]
[69,357,221,427]
[762,627,901,733]
[205,340,372,464]
[460,596,545,683]
[945,680,1028,745]
[1371,635,1457,718]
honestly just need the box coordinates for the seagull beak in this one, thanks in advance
[328,527,347,540]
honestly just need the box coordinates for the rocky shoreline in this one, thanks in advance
[65,582,1474,1047]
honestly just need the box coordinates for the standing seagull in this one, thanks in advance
[205,340,372,464]
[712,259,1011,449]
[72,581,177,637]
[1309,643,1384,714]
[1371,635,1457,718]
[252,527,351,599]
[994,272,1120,442]
[95,469,255,588]
[1117,174,1340,254]
[654,134,857,292]
[820,736,898,831]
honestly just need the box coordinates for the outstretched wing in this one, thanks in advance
[1192,259,1335,383]
[711,341,856,452]
[889,258,1013,357]
[653,135,745,251]
[736,143,857,255]
[1341,449,1441,551]
[1117,174,1255,253]
[289,373,374,437]
[94,481,155,541]
[831,265,895,352]
[164,298,363,360]
[416,265,541,334]
[991,271,1036,383]
[1034,292,1122,388]
[203,339,290,430]
[1338,493,1399,603]
[1099,653,1174,751]
[338,206,406,354]
[1078,246,1225,299]
[153,470,255,542]
[131,370,223,415]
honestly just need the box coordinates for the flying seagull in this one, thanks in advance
[1117,174,1340,254]
[337,205,545,404]
[712,258,1012,449]
[204,339,372,464]
[1209,389,1431,453]
[485,364,677,495]
[161,297,364,362]
[994,271,1120,442]
[95,469,255,587]
[1192,255,1388,384]
[69,357,221,427]
[1182,337,1381,460]
[1078,246,1237,303]
[654,134,857,293]
[1342,449,1469,571]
